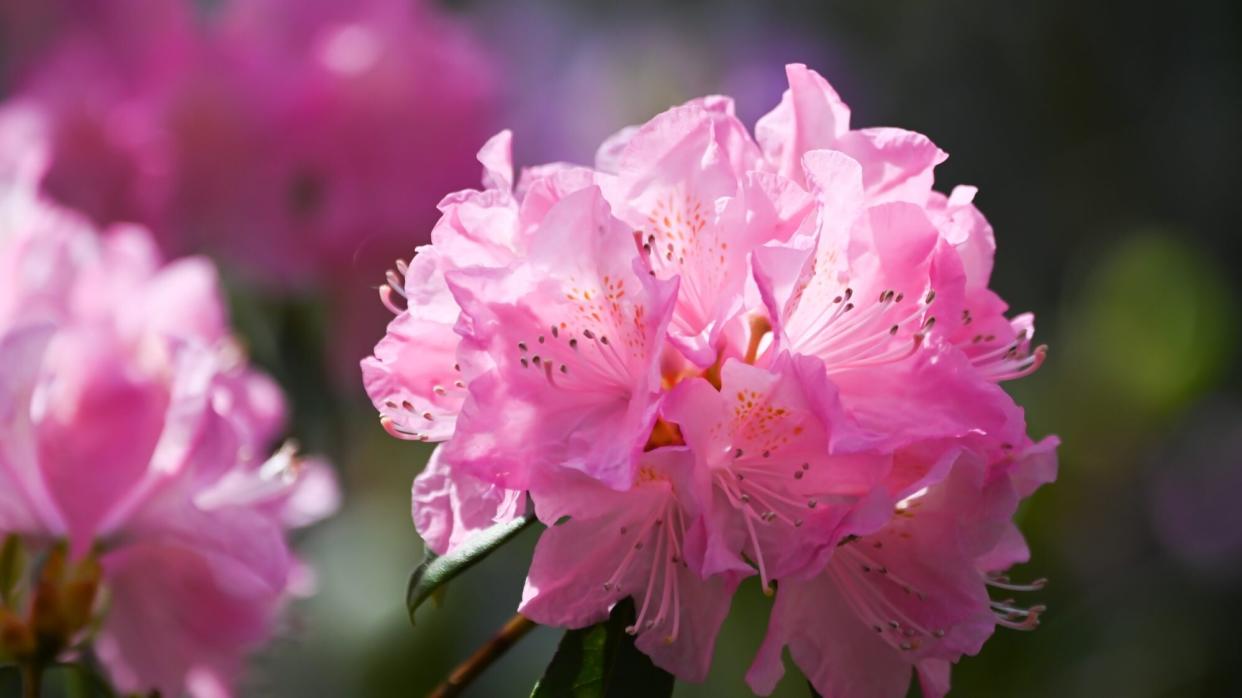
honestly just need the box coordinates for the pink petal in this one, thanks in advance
[362,311,463,443]
[96,542,280,698]
[747,572,912,698]
[916,659,953,698]
[519,480,670,629]
[516,163,596,235]
[594,125,639,174]
[665,356,888,581]
[279,457,341,529]
[477,129,514,193]
[443,186,677,489]
[34,326,172,547]
[133,255,229,346]
[927,185,995,290]
[1007,436,1059,498]
[750,454,1021,697]
[831,346,1027,462]
[755,64,852,186]
[0,325,64,534]
[635,566,740,682]
[522,450,733,681]
[604,100,763,364]
[836,127,948,204]
[412,445,523,556]
[214,367,287,452]
[96,346,242,538]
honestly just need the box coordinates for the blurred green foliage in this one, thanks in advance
[1062,233,1233,417]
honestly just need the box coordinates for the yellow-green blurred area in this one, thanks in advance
[9,0,1242,696]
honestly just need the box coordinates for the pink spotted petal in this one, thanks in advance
[749,454,1023,698]
[604,100,763,365]
[444,186,677,489]
[666,356,889,582]
[362,311,463,443]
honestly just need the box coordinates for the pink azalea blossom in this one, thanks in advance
[746,439,1058,698]
[520,449,741,681]
[0,156,337,697]
[12,0,498,377]
[601,95,810,366]
[663,354,894,588]
[442,181,679,490]
[755,64,1046,385]
[364,63,1057,691]
[928,185,1047,381]
[362,131,525,449]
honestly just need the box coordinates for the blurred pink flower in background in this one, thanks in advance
[474,2,840,167]
[365,64,1057,694]
[0,124,338,697]
[1148,398,1242,583]
[0,0,103,85]
[10,0,497,378]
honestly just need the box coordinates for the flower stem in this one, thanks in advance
[428,614,537,698]
[20,661,42,698]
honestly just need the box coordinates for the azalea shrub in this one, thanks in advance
[364,64,1058,697]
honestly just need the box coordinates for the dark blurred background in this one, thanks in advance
[3,0,1240,696]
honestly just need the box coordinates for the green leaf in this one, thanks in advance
[47,663,118,698]
[530,598,675,698]
[406,512,537,624]
[0,534,24,605]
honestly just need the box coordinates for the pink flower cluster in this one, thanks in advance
[0,114,338,698]
[12,0,496,372]
[364,64,1057,696]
